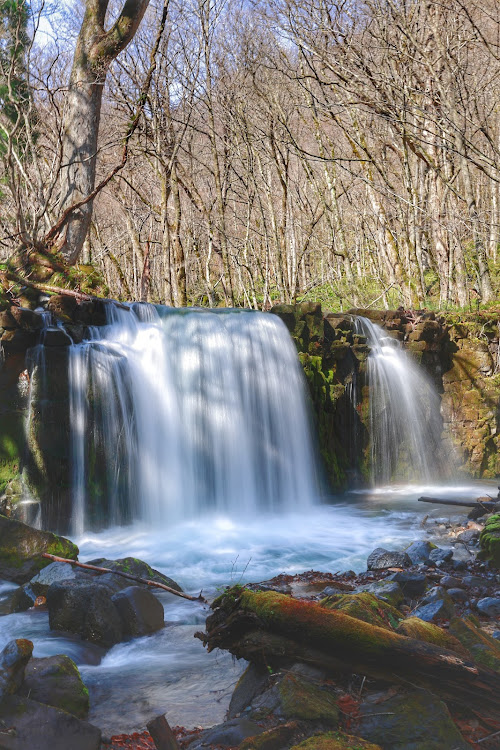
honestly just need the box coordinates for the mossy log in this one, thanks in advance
[196,588,500,718]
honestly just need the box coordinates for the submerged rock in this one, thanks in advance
[0,514,78,584]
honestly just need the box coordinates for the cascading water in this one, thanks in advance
[69,304,320,534]
[354,316,449,484]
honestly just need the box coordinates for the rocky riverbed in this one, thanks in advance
[0,507,500,750]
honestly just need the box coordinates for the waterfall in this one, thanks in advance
[354,317,448,484]
[68,305,319,534]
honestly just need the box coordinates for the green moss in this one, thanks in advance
[479,514,500,567]
[320,592,402,631]
[448,616,500,673]
[290,731,382,749]
[278,673,339,723]
[396,618,469,656]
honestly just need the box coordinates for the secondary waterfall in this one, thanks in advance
[354,317,448,484]
[68,305,319,534]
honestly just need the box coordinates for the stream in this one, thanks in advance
[0,479,496,735]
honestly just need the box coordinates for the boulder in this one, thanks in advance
[11,562,81,611]
[404,541,435,564]
[85,557,182,592]
[227,663,270,719]
[0,639,33,700]
[46,580,123,647]
[476,597,500,617]
[111,586,164,636]
[367,548,411,571]
[356,689,471,749]
[411,587,456,622]
[18,655,89,719]
[387,572,428,598]
[0,515,78,584]
[0,695,101,750]
[356,580,404,607]
[428,547,453,565]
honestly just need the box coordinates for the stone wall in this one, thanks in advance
[271,304,500,486]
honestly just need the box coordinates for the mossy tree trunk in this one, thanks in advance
[53,0,150,264]
[197,588,500,719]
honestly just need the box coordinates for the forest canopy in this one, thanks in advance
[1,0,500,310]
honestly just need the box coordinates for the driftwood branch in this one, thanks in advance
[418,496,500,510]
[196,587,500,719]
[42,553,206,603]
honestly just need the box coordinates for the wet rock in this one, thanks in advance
[456,529,480,545]
[462,575,488,592]
[0,695,101,750]
[440,575,462,589]
[387,571,428,598]
[46,580,123,648]
[476,597,500,617]
[185,718,263,749]
[9,307,43,331]
[356,580,404,607]
[0,639,33,700]
[85,557,182,592]
[411,587,455,622]
[19,655,89,719]
[111,586,164,636]
[447,588,469,603]
[0,514,78,584]
[404,541,435,564]
[356,689,470,749]
[42,326,73,346]
[428,547,453,565]
[228,663,270,718]
[367,548,411,571]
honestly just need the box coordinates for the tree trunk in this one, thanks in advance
[53,0,151,264]
[197,588,500,719]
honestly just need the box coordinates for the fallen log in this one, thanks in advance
[41,554,206,603]
[418,496,499,509]
[196,587,500,719]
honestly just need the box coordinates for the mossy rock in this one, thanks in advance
[278,673,339,723]
[396,617,469,657]
[478,514,500,567]
[85,557,182,592]
[321,592,402,631]
[238,721,298,750]
[448,616,500,673]
[289,731,382,750]
[0,514,78,584]
[356,689,470,749]
[19,655,89,719]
